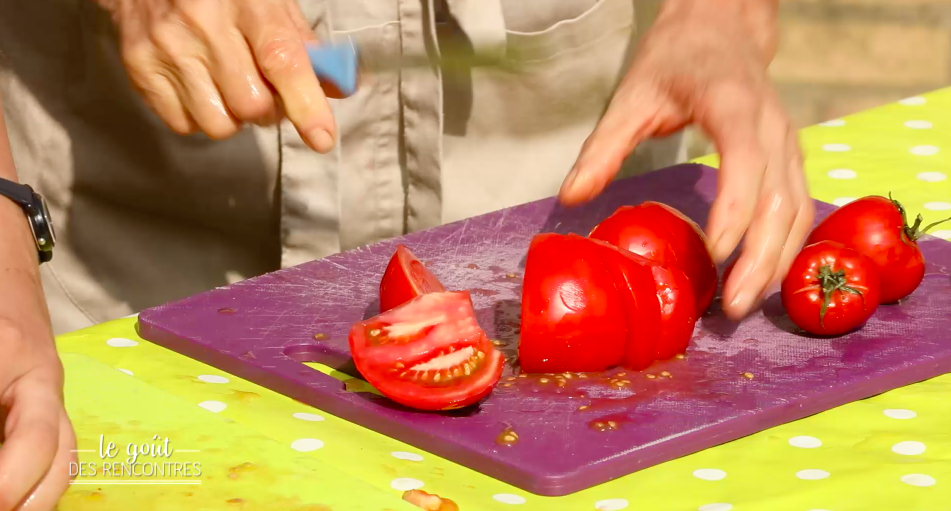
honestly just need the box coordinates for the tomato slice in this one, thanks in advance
[587,239,663,370]
[349,291,503,411]
[590,202,717,317]
[651,263,697,360]
[781,241,881,336]
[379,245,447,313]
[518,234,628,373]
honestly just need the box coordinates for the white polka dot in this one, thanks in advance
[595,499,629,511]
[197,375,230,384]
[832,197,856,206]
[796,469,830,480]
[901,474,936,487]
[827,169,857,180]
[117,369,133,376]
[390,451,424,462]
[293,412,325,422]
[924,202,951,211]
[904,120,933,129]
[892,441,927,456]
[930,230,951,240]
[698,504,733,511]
[822,144,851,152]
[693,469,727,481]
[911,145,940,156]
[198,401,227,413]
[390,477,424,491]
[106,337,138,348]
[884,409,917,419]
[900,96,927,106]
[917,172,947,182]
[492,494,527,505]
[789,436,823,449]
[819,119,846,127]
[290,438,325,452]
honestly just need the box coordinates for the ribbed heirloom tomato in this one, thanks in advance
[379,245,447,312]
[349,291,503,411]
[806,195,950,303]
[781,241,881,336]
[590,202,717,316]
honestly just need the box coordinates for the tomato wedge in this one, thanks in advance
[781,241,881,336]
[519,234,628,373]
[806,195,950,304]
[380,245,447,312]
[349,291,503,411]
[650,263,697,360]
[590,202,717,316]
[587,239,663,370]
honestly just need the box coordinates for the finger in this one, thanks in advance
[284,0,318,43]
[558,78,669,205]
[177,0,279,124]
[698,81,768,263]
[121,42,198,134]
[0,381,60,511]
[240,3,336,153]
[15,410,75,511]
[771,128,815,286]
[722,104,797,319]
[150,19,241,139]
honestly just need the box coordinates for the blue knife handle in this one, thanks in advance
[306,42,359,99]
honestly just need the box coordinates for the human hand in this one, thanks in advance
[0,313,76,510]
[558,0,813,320]
[99,0,337,152]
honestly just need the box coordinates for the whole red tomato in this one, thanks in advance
[781,241,881,336]
[588,239,663,370]
[590,202,717,317]
[349,291,503,411]
[519,234,628,373]
[806,195,950,303]
[380,245,447,312]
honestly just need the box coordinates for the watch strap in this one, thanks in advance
[0,178,34,206]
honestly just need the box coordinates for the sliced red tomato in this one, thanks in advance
[380,245,447,312]
[590,202,718,316]
[518,234,628,373]
[806,195,949,303]
[650,263,698,360]
[349,291,503,411]
[587,239,663,370]
[781,241,881,336]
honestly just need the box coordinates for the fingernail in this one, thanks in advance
[308,128,335,153]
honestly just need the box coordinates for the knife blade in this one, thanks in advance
[307,37,511,99]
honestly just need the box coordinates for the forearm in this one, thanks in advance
[655,0,780,64]
[0,98,51,332]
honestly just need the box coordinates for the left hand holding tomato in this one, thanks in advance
[558,0,814,321]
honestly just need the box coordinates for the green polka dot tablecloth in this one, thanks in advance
[55,89,951,511]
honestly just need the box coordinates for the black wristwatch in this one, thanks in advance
[0,178,55,263]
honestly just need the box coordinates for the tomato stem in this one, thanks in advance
[889,192,951,241]
[817,264,862,327]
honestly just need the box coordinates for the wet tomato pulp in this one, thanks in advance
[781,241,881,336]
[590,202,718,317]
[349,291,503,411]
[379,245,446,312]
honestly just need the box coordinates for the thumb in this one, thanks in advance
[558,81,668,205]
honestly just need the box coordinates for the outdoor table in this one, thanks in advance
[55,88,951,511]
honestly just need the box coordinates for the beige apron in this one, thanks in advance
[0,0,685,335]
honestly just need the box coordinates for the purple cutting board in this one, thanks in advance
[138,163,951,496]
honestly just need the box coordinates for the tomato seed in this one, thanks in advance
[660,371,672,378]
[578,405,589,411]
[506,273,518,279]
[504,376,517,382]
[646,374,656,379]
[313,333,328,340]
[616,372,627,377]
[675,353,686,360]
[539,378,550,384]
[743,372,755,380]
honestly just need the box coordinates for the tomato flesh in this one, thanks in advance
[590,202,717,316]
[349,291,503,411]
[379,245,447,312]
[587,239,663,370]
[519,234,628,373]
[781,241,881,336]
[806,196,923,303]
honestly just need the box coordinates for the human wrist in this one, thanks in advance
[655,0,780,64]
